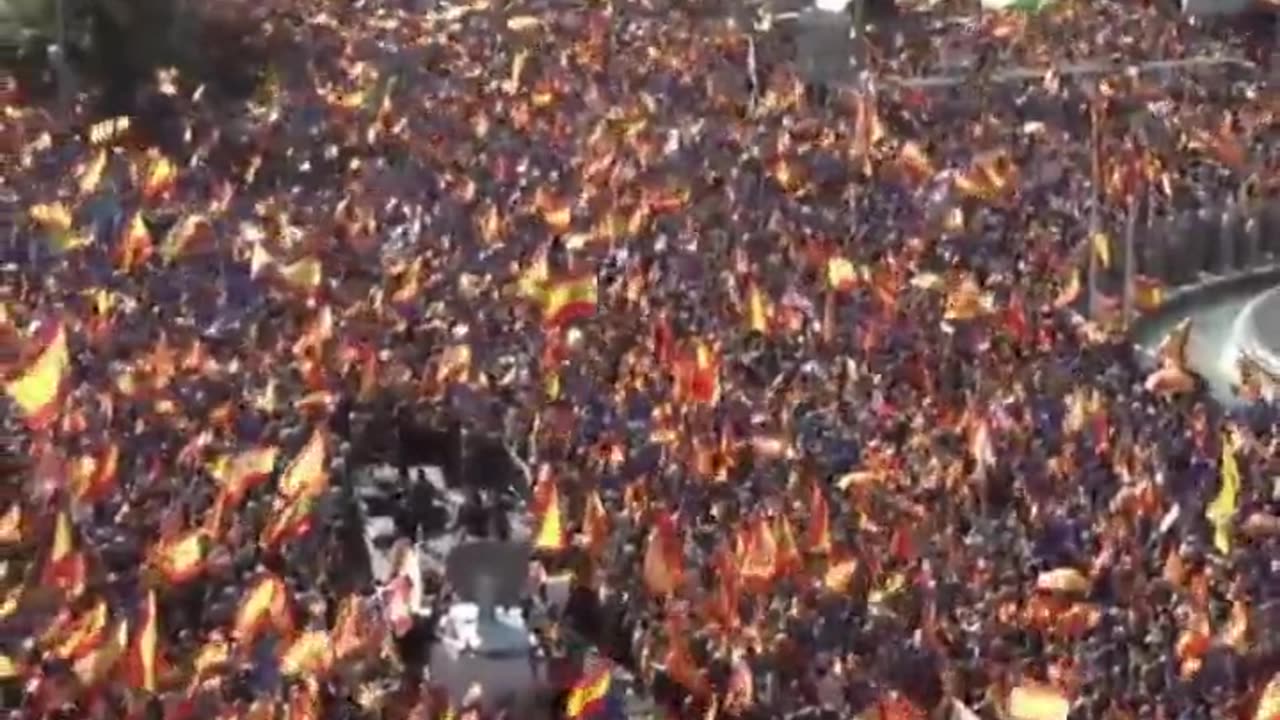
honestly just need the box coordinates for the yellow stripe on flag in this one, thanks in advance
[542,275,598,326]
[1206,432,1241,554]
[565,669,611,718]
[5,322,69,426]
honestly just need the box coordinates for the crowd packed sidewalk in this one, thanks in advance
[2,0,1280,718]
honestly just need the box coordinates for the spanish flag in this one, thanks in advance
[43,508,86,598]
[564,667,621,719]
[5,321,69,429]
[29,202,90,253]
[826,256,859,293]
[278,430,328,501]
[191,635,231,682]
[140,151,177,202]
[642,513,683,597]
[71,442,119,505]
[73,616,128,688]
[212,446,280,505]
[1206,432,1241,555]
[1256,671,1280,720]
[739,516,778,589]
[663,629,710,698]
[541,274,598,327]
[77,148,108,196]
[533,480,565,552]
[116,212,154,273]
[332,595,367,661]
[806,484,831,555]
[125,589,162,692]
[149,529,208,585]
[50,598,109,660]
[896,141,936,186]
[250,242,324,295]
[745,280,771,334]
[582,490,609,557]
[233,574,292,643]
[261,494,317,550]
[774,513,803,577]
[159,213,213,263]
[280,630,333,677]
[673,340,719,405]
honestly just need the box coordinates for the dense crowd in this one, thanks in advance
[2,0,1280,717]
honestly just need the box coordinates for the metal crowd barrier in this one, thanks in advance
[1115,198,1280,288]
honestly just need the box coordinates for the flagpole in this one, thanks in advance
[1088,93,1102,321]
[1122,193,1137,329]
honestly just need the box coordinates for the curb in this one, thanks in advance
[1127,264,1280,365]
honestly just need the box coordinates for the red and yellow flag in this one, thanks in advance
[582,490,609,557]
[149,529,208,585]
[74,616,128,688]
[214,446,280,504]
[565,667,613,718]
[280,630,333,677]
[643,513,684,596]
[745,280,771,334]
[740,516,778,589]
[159,213,213,263]
[50,598,109,660]
[71,442,119,505]
[673,340,719,405]
[5,321,69,428]
[125,589,162,692]
[708,544,740,630]
[140,151,177,202]
[533,481,566,552]
[116,212,154,273]
[541,274,598,327]
[1256,671,1280,720]
[250,243,324,294]
[774,513,803,578]
[279,430,328,501]
[234,574,292,643]
[261,494,317,550]
[663,625,710,698]
[332,595,368,661]
[807,484,832,555]
[43,509,87,598]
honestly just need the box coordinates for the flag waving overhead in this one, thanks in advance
[643,513,684,596]
[6,321,70,428]
[533,480,566,552]
[150,529,209,585]
[542,274,598,327]
[43,508,87,598]
[1256,672,1280,720]
[125,589,162,692]
[1206,432,1241,555]
[279,430,328,501]
[565,665,624,719]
